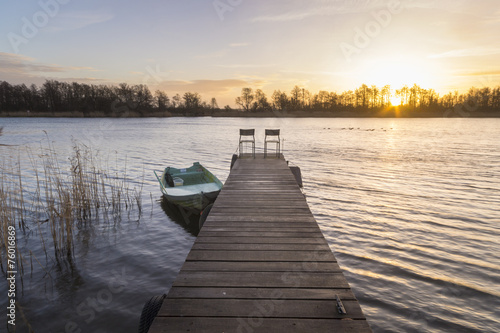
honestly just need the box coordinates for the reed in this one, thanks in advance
[0,138,144,278]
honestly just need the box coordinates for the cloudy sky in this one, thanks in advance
[1,0,499,106]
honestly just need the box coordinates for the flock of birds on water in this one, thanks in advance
[322,127,394,132]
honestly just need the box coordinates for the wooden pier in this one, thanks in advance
[148,154,372,332]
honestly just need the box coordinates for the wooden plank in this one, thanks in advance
[205,215,317,223]
[213,196,306,200]
[208,208,312,214]
[172,271,350,288]
[157,299,366,319]
[186,250,336,262]
[165,287,355,300]
[149,318,372,333]
[211,201,310,208]
[203,222,318,228]
[198,231,325,238]
[207,212,313,217]
[219,185,296,188]
[198,226,321,233]
[194,237,329,244]
[191,243,328,251]
[179,261,340,272]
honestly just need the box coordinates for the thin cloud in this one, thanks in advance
[192,50,228,59]
[0,52,98,74]
[155,79,249,95]
[250,0,386,23]
[279,69,343,76]
[428,48,500,59]
[229,43,249,47]
[250,0,454,23]
[456,70,500,77]
[216,64,275,69]
[49,11,114,32]
[0,52,101,86]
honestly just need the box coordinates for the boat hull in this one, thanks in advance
[162,189,220,211]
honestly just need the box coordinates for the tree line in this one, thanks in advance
[0,80,499,116]
[235,84,500,114]
[0,80,214,116]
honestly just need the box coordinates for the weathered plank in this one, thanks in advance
[179,261,340,272]
[166,287,355,300]
[202,221,318,228]
[172,271,350,288]
[198,226,321,233]
[205,215,317,223]
[198,231,326,238]
[186,250,336,262]
[149,318,372,333]
[190,242,327,251]
[194,236,330,244]
[157,299,366,319]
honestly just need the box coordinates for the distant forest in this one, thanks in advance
[0,80,499,117]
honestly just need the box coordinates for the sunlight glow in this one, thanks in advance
[390,96,401,106]
[358,58,438,90]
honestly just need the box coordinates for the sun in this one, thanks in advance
[389,96,401,106]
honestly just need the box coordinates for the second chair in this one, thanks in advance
[264,129,280,158]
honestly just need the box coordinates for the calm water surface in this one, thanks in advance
[1,117,499,332]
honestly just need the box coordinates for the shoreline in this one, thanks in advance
[1,108,499,118]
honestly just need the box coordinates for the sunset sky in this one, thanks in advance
[1,0,499,106]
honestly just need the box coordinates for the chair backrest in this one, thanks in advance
[240,129,255,136]
[265,129,280,137]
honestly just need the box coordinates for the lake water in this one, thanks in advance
[1,117,499,333]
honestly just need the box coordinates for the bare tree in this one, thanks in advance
[183,92,201,109]
[271,90,288,111]
[155,90,169,111]
[235,88,254,111]
[290,86,302,110]
[254,89,270,111]
[371,85,379,108]
[210,98,218,109]
[172,94,182,108]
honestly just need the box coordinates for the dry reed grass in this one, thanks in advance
[0,137,143,278]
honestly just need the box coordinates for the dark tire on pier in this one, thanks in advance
[199,203,214,229]
[138,294,166,333]
[230,154,238,170]
[289,165,303,188]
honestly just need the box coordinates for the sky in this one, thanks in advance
[1,0,499,106]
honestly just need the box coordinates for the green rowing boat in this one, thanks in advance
[154,162,223,212]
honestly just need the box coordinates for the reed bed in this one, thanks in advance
[0,138,143,278]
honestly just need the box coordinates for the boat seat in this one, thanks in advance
[165,182,221,196]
